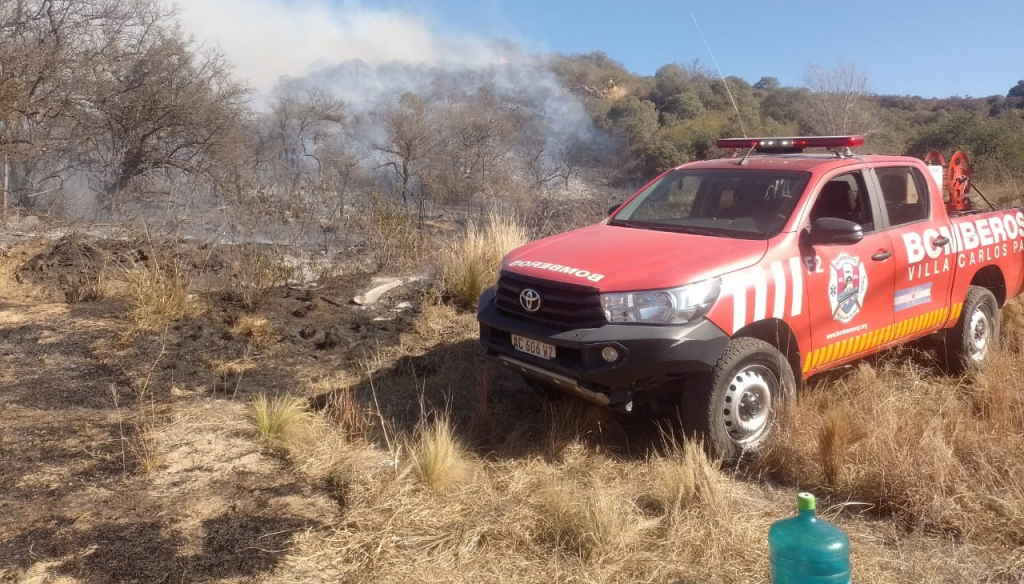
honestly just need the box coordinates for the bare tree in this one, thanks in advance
[555,134,589,189]
[268,87,345,182]
[517,130,560,188]
[373,92,442,208]
[801,62,876,136]
[83,30,249,211]
[0,0,131,214]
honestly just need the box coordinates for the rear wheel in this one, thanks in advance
[943,286,999,373]
[682,337,795,462]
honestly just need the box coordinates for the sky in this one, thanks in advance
[171,0,1024,99]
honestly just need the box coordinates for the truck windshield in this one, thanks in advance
[609,169,811,239]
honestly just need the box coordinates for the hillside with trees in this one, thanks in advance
[2,0,1023,235]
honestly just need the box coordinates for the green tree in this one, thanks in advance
[637,138,686,176]
[652,64,689,105]
[604,97,659,149]
[661,91,705,124]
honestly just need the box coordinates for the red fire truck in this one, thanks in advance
[477,136,1022,460]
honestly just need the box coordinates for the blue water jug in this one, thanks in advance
[769,492,851,583]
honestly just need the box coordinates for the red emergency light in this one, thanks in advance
[716,135,865,152]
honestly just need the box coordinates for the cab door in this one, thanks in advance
[799,170,897,375]
[870,165,956,345]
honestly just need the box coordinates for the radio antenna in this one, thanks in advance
[692,14,747,138]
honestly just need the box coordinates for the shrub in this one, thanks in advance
[229,246,294,312]
[62,233,108,303]
[124,256,193,329]
[363,196,419,273]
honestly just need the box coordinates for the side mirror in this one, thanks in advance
[608,203,621,216]
[804,217,863,245]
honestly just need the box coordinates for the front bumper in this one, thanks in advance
[476,287,730,407]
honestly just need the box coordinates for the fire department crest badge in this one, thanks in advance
[828,253,868,323]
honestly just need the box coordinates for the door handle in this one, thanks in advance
[933,236,950,247]
[871,250,893,261]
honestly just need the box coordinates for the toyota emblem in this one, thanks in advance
[519,288,542,312]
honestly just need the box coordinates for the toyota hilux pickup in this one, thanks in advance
[477,135,1024,460]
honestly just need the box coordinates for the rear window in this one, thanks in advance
[876,166,930,227]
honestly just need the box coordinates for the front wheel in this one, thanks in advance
[943,286,999,373]
[681,337,795,462]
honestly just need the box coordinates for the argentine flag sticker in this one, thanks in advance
[894,283,933,312]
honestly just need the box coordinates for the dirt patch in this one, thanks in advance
[0,233,432,582]
[0,299,341,583]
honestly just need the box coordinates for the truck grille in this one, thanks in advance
[495,272,606,330]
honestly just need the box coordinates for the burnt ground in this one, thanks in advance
[0,233,438,583]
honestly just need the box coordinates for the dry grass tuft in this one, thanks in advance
[968,345,1024,432]
[230,314,273,346]
[207,357,257,394]
[540,479,634,559]
[817,407,867,489]
[252,394,312,442]
[1001,296,1024,347]
[409,415,472,490]
[650,437,726,523]
[277,412,379,485]
[323,386,373,441]
[125,420,163,474]
[543,399,618,460]
[123,257,194,329]
[436,211,528,309]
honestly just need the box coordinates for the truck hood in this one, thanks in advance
[502,223,769,291]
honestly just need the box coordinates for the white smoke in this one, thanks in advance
[169,0,598,149]
[170,0,518,95]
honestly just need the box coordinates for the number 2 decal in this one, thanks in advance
[803,255,824,274]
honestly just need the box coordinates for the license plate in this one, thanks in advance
[512,335,556,360]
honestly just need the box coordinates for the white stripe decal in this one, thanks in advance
[753,266,767,321]
[732,275,747,334]
[789,256,803,317]
[771,261,786,319]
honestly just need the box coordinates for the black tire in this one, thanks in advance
[681,337,795,462]
[943,286,999,374]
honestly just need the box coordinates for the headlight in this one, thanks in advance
[601,278,721,324]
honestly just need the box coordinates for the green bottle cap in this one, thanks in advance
[798,492,815,511]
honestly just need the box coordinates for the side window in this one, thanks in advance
[808,171,875,232]
[876,167,930,227]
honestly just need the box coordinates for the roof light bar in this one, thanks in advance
[716,135,865,151]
